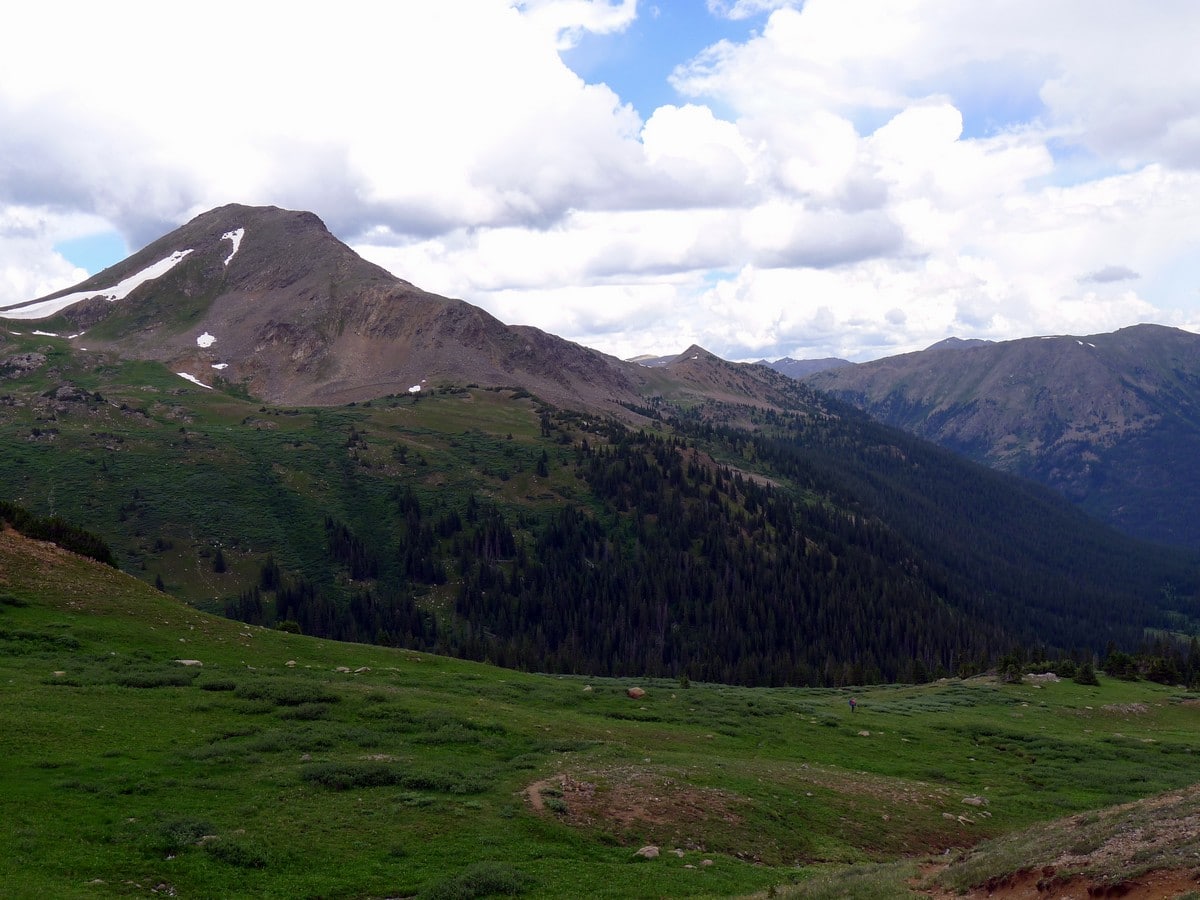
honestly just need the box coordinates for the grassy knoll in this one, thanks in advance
[4,530,1200,898]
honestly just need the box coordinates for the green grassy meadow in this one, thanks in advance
[4,530,1200,898]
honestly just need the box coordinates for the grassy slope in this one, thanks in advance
[0,333,576,607]
[4,531,1200,899]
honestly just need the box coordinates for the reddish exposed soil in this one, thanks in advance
[916,863,1200,899]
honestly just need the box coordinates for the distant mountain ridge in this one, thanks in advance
[760,356,853,378]
[804,325,1200,548]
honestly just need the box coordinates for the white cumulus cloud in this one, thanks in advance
[2,0,1199,363]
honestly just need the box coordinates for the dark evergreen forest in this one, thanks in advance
[222,406,1200,687]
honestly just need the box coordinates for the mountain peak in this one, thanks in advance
[0,204,659,411]
[0,203,398,323]
[1,204,831,419]
[672,345,720,363]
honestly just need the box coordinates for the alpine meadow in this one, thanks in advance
[3,204,1200,898]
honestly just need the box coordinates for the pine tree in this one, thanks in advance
[1073,660,1100,685]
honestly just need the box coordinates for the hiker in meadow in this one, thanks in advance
[848,697,857,713]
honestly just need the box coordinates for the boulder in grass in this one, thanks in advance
[627,686,646,699]
[635,846,659,859]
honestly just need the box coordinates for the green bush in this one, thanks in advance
[1074,661,1100,686]
[234,680,339,706]
[152,817,215,855]
[300,761,488,794]
[204,836,269,869]
[420,861,529,899]
[301,761,404,790]
[278,702,332,721]
[115,668,198,688]
[199,677,237,692]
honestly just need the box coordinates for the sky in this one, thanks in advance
[3,0,1200,363]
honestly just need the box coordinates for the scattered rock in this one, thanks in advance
[354,666,370,674]
[962,796,988,807]
[635,845,659,859]
[1102,702,1149,715]
[0,353,47,378]
[174,659,203,667]
[285,660,297,667]
[627,686,646,699]
[582,685,593,692]
[858,730,871,737]
[335,666,351,673]
[52,384,89,403]
[701,859,714,867]
[673,848,686,857]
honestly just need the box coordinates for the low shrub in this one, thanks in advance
[204,836,269,869]
[420,861,529,899]
[301,761,404,790]
[199,677,237,692]
[234,680,340,706]
[278,702,332,721]
[152,817,215,855]
[115,668,198,688]
[300,761,488,794]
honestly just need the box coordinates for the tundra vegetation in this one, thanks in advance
[4,526,1200,898]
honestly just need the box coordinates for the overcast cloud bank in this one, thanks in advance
[2,0,1198,362]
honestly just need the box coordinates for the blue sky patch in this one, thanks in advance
[55,231,128,275]
[561,2,767,119]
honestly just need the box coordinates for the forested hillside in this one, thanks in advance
[209,402,1200,687]
[1,338,1197,687]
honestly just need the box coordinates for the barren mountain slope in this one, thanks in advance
[805,325,1200,546]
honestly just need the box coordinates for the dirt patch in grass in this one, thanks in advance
[524,768,742,837]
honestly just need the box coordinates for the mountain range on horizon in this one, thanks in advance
[4,201,1199,557]
[802,324,1200,550]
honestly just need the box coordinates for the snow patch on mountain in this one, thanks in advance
[176,372,212,389]
[0,249,194,320]
[197,332,216,348]
[221,228,244,267]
